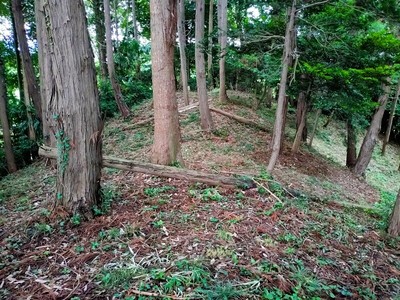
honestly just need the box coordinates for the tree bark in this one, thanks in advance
[0,58,17,173]
[22,64,36,140]
[38,0,103,218]
[382,79,400,155]
[150,0,183,165]
[207,0,214,89]
[346,118,357,168]
[113,0,119,48]
[92,0,108,79]
[35,0,55,149]
[388,189,400,237]
[11,0,42,121]
[177,0,189,105]
[196,0,214,132]
[308,108,321,147]
[9,0,24,103]
[267,1,296,172]
[292,97,307,153]
[131,0,139,40]
[217,0,228,102]
[353,81,391,177]
[104,0,131,117]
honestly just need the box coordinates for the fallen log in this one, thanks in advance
[209,107,269,132]
[39,146,255,189]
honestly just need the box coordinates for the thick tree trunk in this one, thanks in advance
[267,1,296,172]
[388,189,400,237]
[196,0,214,132]
[0,58,17,173]
[382,79,400,155]
[218,0,228,102]
[40,146,255,189]
[38,0,103,217]
[177,0,189,105]
[104,0,130,117]
[11,0,42,121]
[207,0,214,89]
[346,118,357,168]
[353,82,391,177]
[150,0,183,165]
[92,0,108,79]
[308,108,321,147]
[35,0,55,149]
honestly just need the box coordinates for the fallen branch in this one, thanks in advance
[39,146,255,189]
[209,107,269,132]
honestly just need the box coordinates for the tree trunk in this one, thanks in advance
[11,0,42,121]
[388,189,400,237]
[150,0,183,165]
[92,0,108,79]
[132,0,139,40]
[113,0,119,48]
[292,96,307,153]
[207,0,214,89]
[353,81,391,177]
[217,0,228,102]
[9,0,24,103]
[104,0,130,117]
[196,0,214,132]
[382,79,400,155]
[22,65,36,140]
[267,1,296,172]
[295,76,311,142]
[10,2,35,141]
[308,108,321,147]
[346,118,357,168]
[177,0,189,105]
[0,58,17,173]
[38,0,103,218]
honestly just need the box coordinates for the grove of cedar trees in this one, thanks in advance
[0,0,399,230]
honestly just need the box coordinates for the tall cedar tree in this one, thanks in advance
[353,81,391,176]
[195,0,214,131]
[267,0,296,172]
[0,58,17,173]
[104,0,131,117]
[150,0,183,165]
[11,0,42,121]
[177,0,189,105]
[36,0,103,217]
[217,0,228,101]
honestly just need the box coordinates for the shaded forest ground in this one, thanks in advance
[1,91,400,299]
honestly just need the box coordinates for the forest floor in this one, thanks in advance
[1,91,400,300]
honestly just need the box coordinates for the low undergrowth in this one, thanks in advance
[1,93,399,299]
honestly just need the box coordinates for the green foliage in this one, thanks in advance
[372,191,397,229]
[93,184,120,216]
[195,282,246,299]
[144,185,175,197]
[100,267,141,289]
